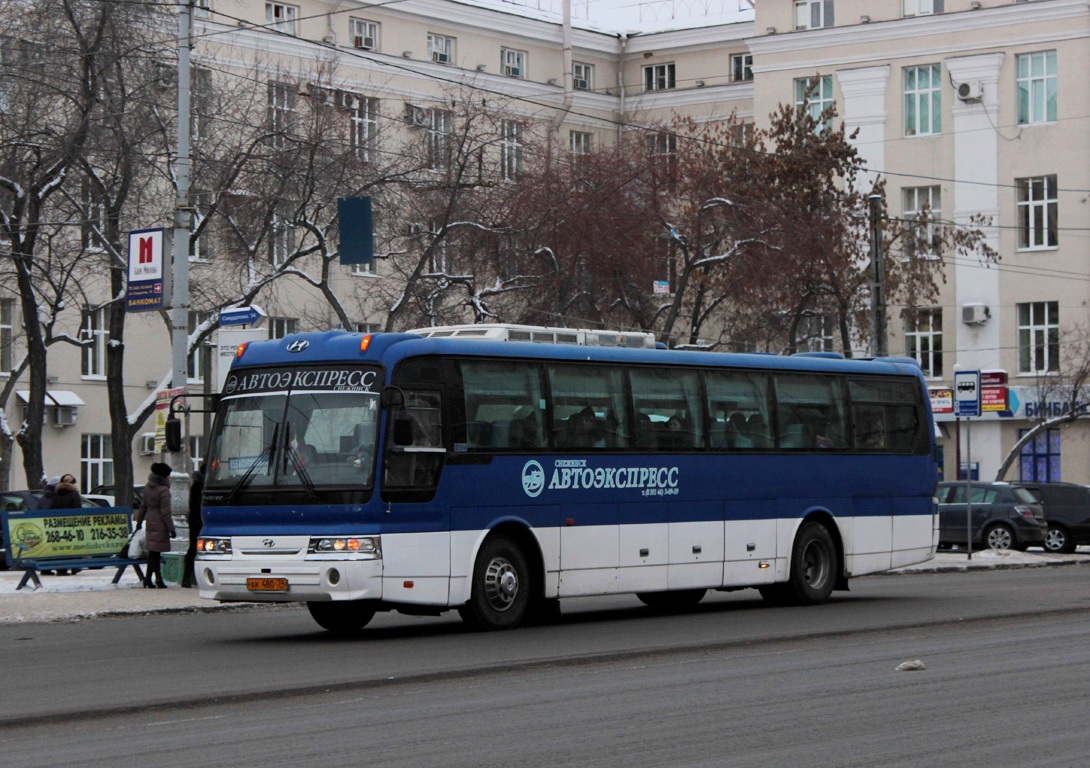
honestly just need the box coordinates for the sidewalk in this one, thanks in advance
[1,548,1086,625]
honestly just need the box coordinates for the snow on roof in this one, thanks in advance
[453,0,754,34]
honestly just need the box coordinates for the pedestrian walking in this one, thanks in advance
[182,463,204,588]
[135,462,176,588]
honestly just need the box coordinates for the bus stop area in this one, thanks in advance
[2,548,1085,625]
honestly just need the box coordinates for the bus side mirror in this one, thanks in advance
[393,410,414,446]
[165,417,183,453]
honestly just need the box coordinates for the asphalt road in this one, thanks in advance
[2,566,1088,767]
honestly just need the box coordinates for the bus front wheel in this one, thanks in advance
[307,600,377,634]
[459,535,531,631]
[759,522,836,606]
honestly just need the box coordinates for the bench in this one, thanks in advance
[2,506,146,591]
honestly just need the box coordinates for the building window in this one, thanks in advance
[81,306,108,378]
[350,18,378,50]
[1017,51,1057,125]
[80,179,105,251]
[1018,301,1059,374]
[427,33,454,64]
[355,322,381,333]
[795,74,834,131]
[269,212,295,266]
[192,66,212,144]
[502,48,526,78]
[905,309,942,378]
[427,221,449,273]
[570,130,592,162]
[643,63,675,92]
[904,64,941,136]
[194,0,211,19]
[1019,428,1060,482]
[265,2,297,35]
[903,186,941,259]
[267,81,295,148]
[731,54,753,83]
[350,96,378,162]
[427,108,451,171]
[647,131,677,179]
[0,298,13,374]
[903,0,941,16]
[187,310,212,383]
[1017,175,1058,250]
[268,317,297,339]
[795,313,834,352]
[501,120,523,181]
[573,62,592,90]
[81,434,113,492]
[351,260,374,277]
[795,0,833,30]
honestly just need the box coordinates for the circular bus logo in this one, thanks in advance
[521,460,545,498]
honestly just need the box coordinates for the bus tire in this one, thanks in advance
[306,601,377,634]
[459,535,531,631]
[636,589,707,612]
[760,522,836,606]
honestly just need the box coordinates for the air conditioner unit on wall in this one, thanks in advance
[52,406,78,428]
[432,51,449,64]
[354,35,374,50]
[138,433,157,455]
[956,80,983,102]
[406,105,431,127]
[962,303,991,325]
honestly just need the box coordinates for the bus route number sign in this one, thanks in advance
[954,370,981,418]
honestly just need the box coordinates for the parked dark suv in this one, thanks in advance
[1014,482,1090,554]
[936,481,1047,551]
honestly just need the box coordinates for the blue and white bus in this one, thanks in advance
[197,325,938,632]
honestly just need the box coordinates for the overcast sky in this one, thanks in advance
[461,0,755,34]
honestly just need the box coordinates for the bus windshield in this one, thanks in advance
[207,390,380,492]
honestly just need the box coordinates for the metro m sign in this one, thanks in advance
[126,228,171,312]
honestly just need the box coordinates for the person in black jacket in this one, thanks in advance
[181,464,204,588]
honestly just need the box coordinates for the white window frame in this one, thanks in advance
[191,66,212,144]
[267,81,295,148]
[501,120,523,182]
[350,95,378,162]
[269,212,295,266]
[573,62,592,91]
[427,108,451,171]
[265,2,297,35]
[194,0,211,19]
[905,309,942,378]
[731,54,753,83]
[796,313,834,353]
[350,18,378,50]
[268,317,297,340]
[795,74,834,131]
[187,310,212,384]
[1017,175,1058,250]
[643,63,676,92]
[903,0,938,16]
[81,306,108,379]
[427,33,454,64]
[427,222,449,274]
[81,180,105,251]
[81,434,113,492]
[0,298,13,375]
[570,130,592,158]
[1017,51,1057,125]
[904,63,941,137]
[902,186,942,260]
[795,0,830,30]
[1018,301,1059,374]
[502,48,526,79]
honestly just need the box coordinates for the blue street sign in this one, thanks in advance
[220,306,266,327]
[954,369,981,418]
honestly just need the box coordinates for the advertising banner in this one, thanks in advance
[3,508,131,565]
[126,228,171,312]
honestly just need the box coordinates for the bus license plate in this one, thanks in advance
[247,577,288,592]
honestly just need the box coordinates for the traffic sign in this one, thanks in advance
[219,305,266,328]
[953,369,981,417]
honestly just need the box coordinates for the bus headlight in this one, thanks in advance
[196,537,232,556]
[307,536,381,558]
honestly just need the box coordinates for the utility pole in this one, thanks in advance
[868,193,887,357]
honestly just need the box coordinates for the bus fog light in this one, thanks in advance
[328,569,341,586]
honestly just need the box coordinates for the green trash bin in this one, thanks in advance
[161,552,184,585]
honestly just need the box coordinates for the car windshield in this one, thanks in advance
[207,390,380,492]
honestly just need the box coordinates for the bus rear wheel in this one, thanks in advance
[459,535,531,631]
[759,522,836,606]
[306,600,377,634]
[636,589,707,612]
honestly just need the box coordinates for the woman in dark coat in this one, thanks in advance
[51,475,82,509]
[134,462,176,588]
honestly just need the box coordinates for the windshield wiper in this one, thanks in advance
[225,424,278,505]
[285,438,320,501]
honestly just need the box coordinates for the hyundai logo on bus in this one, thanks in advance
[522,459,681,498]
[287,339,310,353]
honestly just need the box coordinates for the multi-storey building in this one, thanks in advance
[4,0,1089,490]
